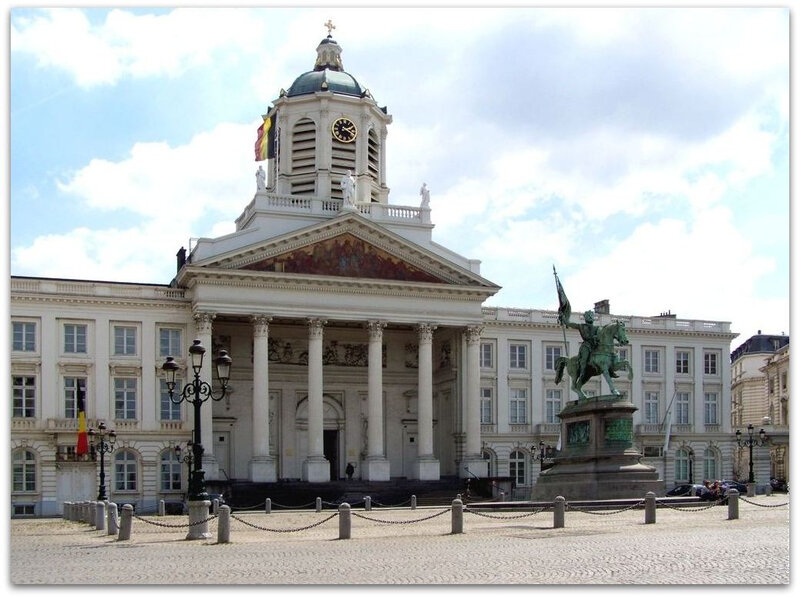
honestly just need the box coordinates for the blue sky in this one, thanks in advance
[6,3,791,347]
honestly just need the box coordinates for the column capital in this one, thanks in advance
[308,318,327,339]
[366,320,387,340]
[193,311,216,335]
[251,315,273,337]
[465,324,484,345]
[416,323,437,343]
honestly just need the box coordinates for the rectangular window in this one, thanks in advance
[675,351,690,375]
[114,378,137,420]
[159,328,183,358]
[704,352,718,375]
[644,350,660,374]
[12,322,36,352]
[544,346,562,371]
[161,456,182,491]
[64,324,88,354]
[479,343,493,369]
[12,376,36,418]
[644,391,659,424]
[64,377,87,419]
[509,344,527,369]
[616,348,628,362]
[675,392,690,425]
[545,389,562,424]
[480,387,493,424]
[704,392,718,425]
[160,379,182,421]
[114,326,137,356]
[509,388,527,424]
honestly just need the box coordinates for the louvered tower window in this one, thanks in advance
[330,136,357,200]
[291,118,316,196]
[367,128,380,202]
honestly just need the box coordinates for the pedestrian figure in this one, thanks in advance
[346,462,355,480]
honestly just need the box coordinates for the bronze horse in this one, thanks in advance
[555,320,633,400]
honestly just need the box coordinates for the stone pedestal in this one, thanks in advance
[413,457,440,481]
[361,456,391,481]
[302,456,330,483]
[532,396,664,500]
[249,456,277,483]
[185,500,212,540]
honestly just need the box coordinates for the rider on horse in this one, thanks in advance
[565,310,600,385]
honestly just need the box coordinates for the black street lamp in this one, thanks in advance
[162,339,232,502]
[88,421,116,501]
[735,423,767,484]
[532,441,549,471]
[687,448,694,484]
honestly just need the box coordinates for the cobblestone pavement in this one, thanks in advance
[10,495,791,585]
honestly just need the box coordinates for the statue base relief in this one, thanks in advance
[412,457,440,481]
[532,395,664,501]
[302,456,331,483]
[249,456,277,483]
[361,456,391,481]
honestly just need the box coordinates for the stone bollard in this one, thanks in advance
[554,496,565,529]
[118,504,134,541]
[217,505,231,544]
[158,500,165,516]
[265,498,271,514]
[339,503,351,540]
[84,502,92,523]
[95,501,106,531]
[364,496,372,511]
[316,497,322,512]
[411,495,417,510]
[210,498,218,515]
[456,493,462,502]
[500,491,505,502]
[747,483,756,498]
[645,492,656,524]
[765,485,772,496]
[107,503,119,535]
[63,502,70,520]
[451,498,464,534]
[727,489,739,520]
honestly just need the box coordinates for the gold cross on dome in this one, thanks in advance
[324,19,336,36]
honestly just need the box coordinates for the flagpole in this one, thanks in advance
[662,382,678,453]
[553,266,570,358]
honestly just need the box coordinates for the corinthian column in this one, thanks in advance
[414,323,440,480]
[250,315,276,482]
[461,324,488,478]
[303,318,330,482]
[363,321,390,481]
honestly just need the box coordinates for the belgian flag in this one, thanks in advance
[254,113,276,161]
[76,385,89,456]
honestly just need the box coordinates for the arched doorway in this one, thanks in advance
[295,394,345,480]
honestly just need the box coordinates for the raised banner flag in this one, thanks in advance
[553,266,571,326]
[76,385,89,456]
[254,114,276,162]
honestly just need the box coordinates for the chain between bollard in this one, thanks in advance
[565,499,646,515]
[229,512,339,533]
[132,512,218,528]
[351,507,450,525]
[739,496,790,508]
[464,506,548,519]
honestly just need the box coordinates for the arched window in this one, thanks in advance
[12,449,36,492]
[115,450,138,491]
[160,450,182,492]
[675,448,690,482]
[703,448,718,481]
[509,450,526,486]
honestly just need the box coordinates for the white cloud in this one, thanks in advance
[11,8,264,87]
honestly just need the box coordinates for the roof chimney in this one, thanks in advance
[594,299,610,315]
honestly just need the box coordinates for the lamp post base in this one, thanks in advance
[185,500,212,540]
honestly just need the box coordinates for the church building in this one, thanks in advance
[11,32,738,516]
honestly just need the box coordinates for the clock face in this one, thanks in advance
[331,117,357,143]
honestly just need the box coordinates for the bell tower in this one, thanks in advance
[262,25,392,204]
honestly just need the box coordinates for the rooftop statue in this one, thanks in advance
[553,267,633,400]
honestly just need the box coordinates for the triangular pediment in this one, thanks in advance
[241,232,447,283]
[187,212,499,291]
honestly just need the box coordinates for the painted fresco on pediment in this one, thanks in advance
[242,233,444,283]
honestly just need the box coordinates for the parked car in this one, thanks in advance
[666,484,705,497]
[770,478,788,492]
[720,480,747,493]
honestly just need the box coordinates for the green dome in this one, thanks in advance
[287,68,364,98]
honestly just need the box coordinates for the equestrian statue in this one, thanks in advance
[552,267,633,401]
